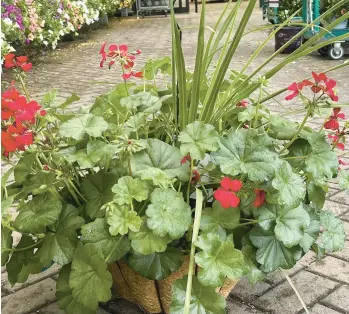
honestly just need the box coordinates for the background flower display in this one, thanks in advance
[1,0,121,58]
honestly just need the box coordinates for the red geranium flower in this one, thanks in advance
[254,189,266,207]
[181,154,191,164]
[324,108,345,131]
[237,100,248,108]
[328,133,345,151]
[122,71,143,80]
[214,177,243,209]
[312,72,327,84]
[4,53,16,69]
[191,169,200,184]
[285,82,300,101]
[324,79,338,102]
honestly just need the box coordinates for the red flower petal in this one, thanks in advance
[324,118,339,130]
[132,71,143,78]
[16,133,33,150]
[221,177,243,192]
[191,169,201,184]
[229,193,240,208]
[339,159,348,165]
[254,189,266,207]
[287,82,299,92]
[122,72,132,80]
[285,91,298,101]
[40,110,47,116]
[16,56,28,63]
[181,154,191,164]
[1,131,17,153]
[4,53,15,69]
[214,188,232,209]
[99,42,106,55]
[20,63,32,72]
[109,44,118,51]
[312,72,327,83]
[336,143,345,151]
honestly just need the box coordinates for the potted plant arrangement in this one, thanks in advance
[119,0,134,17]
[1,0,348,313]
[321,0,349,29]
[270,0,304,53]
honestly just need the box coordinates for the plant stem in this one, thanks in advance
[184,188,203,314]
[253,83,264,127]
[282,155,308,160]
[187,158,194,203]
[18,75,30,101]
[2,239,44,253]
[128,157,133,177]
[282,270,310,314]
[280,110,311,154]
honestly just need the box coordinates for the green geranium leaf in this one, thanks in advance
[1,195,17,215]
[112,176,149,205]
[258,204,310,247]
[128,247,183,280]
[14,152,36,183]
[146,188,191,239]
[129,219,171,255]
[53,93,80,110]
[106,203,142,236]
[338,169,349,192]
[38,205,84,266]
[170,276,226,314]
[42,88,58,107]
[60,114,109,140]
[272,162,306,209]
[131,139,189,181]
[200,201,240,234]
[140,168,176,188]
[69,243,112,310]
[318,210,345,253]
[120,92,162,113]
[307,180,327,209]
[305,132,338,179]
[6,236,43,285]
[22,171,56,195]
[81,218,130,263]
[125,113,147,131]
[242,245,266,285]
[249,226,302,272]
[195,233,244,287]
[56,265,95,314]
[268,115,298,140]
[299,211,320,252]
[286,139,312,169]
[15,193,62,233]
[274,205,310,248]
[1,227,12,266]
[179,121,219,160]
[212,129,278,182]
[82,172,119,219]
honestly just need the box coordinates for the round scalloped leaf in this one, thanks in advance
[146,188,191,239]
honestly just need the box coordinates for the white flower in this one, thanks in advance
[59,30,65,36]
[3,18,13,26]
[43,40,48,46]
[57,8,62,14]
[40,20,45,27]
[39,34,43,41]
[48,29,53,34]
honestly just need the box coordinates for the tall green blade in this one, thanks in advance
[188,0,206,123]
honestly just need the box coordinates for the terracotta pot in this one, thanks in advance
[108,256,238,314]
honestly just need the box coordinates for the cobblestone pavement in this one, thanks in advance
[1,2,349,314]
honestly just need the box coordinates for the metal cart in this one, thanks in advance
[136,0,170,18]
[302,0,349,59]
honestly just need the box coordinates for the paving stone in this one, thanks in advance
[309,304,342,314]
[329,241,349,262]
[1,278,57,314]
[265,252,315,285]
[324,200,349,217]
[328,191,349,206]
[31,302,63,314]
[341,211,349,222]
[344,221,349,241]
[1,264,60,293]
[226,298,265,314]
[309,256,349,284]
[253,271,338,314]
[322,285,349,313]
[231,277,271,302]
[104,299,143,314]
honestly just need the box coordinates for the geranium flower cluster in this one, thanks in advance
[325,108,346,153]
[213,177,266,209]
[285,72,338,102]
[1,85,45,156]
[99,42,143,80]
[4,54,32,72]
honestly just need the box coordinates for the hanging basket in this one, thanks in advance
[108,256,238,314]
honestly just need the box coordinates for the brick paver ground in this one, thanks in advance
[1,2,349,313]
